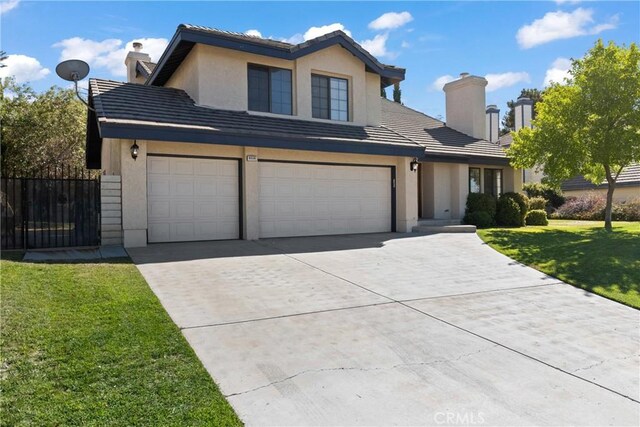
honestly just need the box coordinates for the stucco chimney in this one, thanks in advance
[485,104,500,143]
[514,96,533,131]
[443,73,488,140]
[125,42,151,84]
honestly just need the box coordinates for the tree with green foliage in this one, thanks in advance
[380,86,387,98]
[501,88,542,135]
[393,82,401,104]
[509,40,640,231]
[0,78,87,173]
[0,51,7,68]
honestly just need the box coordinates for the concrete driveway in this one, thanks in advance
[128,233,640,426]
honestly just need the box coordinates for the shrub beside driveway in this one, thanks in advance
[478,220,640,308]
[0,253,241,426]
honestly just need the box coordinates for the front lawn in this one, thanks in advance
[0,253,242,426]
[477,220,640,309]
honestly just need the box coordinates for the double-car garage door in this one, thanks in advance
[147,155,393,243]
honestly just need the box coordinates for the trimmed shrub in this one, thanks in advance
[523,183,565,209]
[500,192,529,226]
[551,193,605,220]
[463,211,495,229]
[465,193,497,218]
[529,196,547,211]
[526,209,549,226]
[612,198,640,221]
[496,197,522,227]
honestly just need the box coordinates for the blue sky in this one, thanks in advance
[1,1,638,121]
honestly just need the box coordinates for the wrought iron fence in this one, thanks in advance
[1,166,101,250]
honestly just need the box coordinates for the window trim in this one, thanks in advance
[247,63,293,116]
[311,73,349,122]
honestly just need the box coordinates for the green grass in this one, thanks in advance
[477,220,640,309]
[0,253,242,426]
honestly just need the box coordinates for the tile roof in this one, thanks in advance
[380,99,508,160]
[498,132,513,147]
[561,163,640,191]
[89,79,420,150]
[179,24,295,49]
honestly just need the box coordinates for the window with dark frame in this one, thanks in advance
[469,168,481,193]
[247,64,292,115]
[312,74,348,121]
[483,169,503,197]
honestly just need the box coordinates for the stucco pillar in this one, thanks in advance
[120,139,147,248]
[243,147,260,240]
[395,157,418,232]
[451,164,468,219]
[504,167,524,193]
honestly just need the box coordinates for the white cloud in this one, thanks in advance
[361,33,393,58]
[281,33,304,44]
[516,8,618,49]
[401,41,410,49]
[555,0,581,4]
[53,37,168,77]
[0,54,50,83]
[368,11,413,31]
[245,29,262,38]
[303,23,352,41]
[431,74,456,91]
[0,0,19,15]
[544,57,572,86]
[485,72,531,92]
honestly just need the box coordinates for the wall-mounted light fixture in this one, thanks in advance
[410,158,419,172]
[130,141,139,160]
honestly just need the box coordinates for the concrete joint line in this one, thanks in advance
[571,353,640,374]
[260,240,640,405]
[179,301,396,331]
[224,345,500,399]
[397,282,563,304]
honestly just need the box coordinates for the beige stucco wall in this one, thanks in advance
[563,187,640,203]
[111,139,417,247]
[164,43,382,126]
[420,162,523,220]
[443,76,487,140]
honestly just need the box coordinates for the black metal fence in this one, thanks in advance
[1,167,101,250]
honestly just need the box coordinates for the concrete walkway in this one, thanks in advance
[129,233,640,426]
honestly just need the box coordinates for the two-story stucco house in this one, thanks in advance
[87,24,522,248]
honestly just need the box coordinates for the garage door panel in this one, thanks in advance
[259,162,391,238]
[148,156,239,243]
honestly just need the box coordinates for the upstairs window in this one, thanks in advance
[312,74,348,121]
[248,65,292,115]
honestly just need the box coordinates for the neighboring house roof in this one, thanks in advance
[498,132,513,147]
[561,163,640,191]
[147,24,405,88]
[381,100,509,165]
[85,79,423,169]
[136,60,157,78]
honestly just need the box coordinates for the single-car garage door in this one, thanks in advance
[259,161,393,238]
[147,155,240,243]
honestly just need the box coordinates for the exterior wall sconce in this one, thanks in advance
[130,141,139,160]
[410,158,419,172]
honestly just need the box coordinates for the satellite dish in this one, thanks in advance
[55,59,90,82]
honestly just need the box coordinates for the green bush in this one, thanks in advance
[500,192,529,225]
[463,211,495,228]
[465,193,497,217]
[526,209,549,226]
[529,196,547,210]
[612,199,640,221]
[496,197,522,227]
[523,183,565,209]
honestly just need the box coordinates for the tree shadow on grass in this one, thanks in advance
[482,228,640,297]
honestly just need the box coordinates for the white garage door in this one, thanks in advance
[259,162,392,238]
[147,156,240,243]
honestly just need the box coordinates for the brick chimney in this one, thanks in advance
[443,73,488,140]
[514,96,533,131]
[124,42,150,84]
[485,104,500,143]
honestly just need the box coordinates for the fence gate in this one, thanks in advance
[1,167,101,250]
